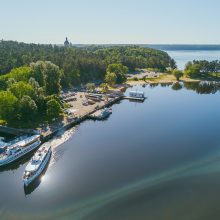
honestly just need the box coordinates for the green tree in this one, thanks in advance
[172,69,183,81]
[105,72,117,87]
[0,91,18,122]
[43,61,62,95]
[46,99,62,119]
[6,66,31,82]
[8,81,34,99]
[107,64,128,83]
[31,61,62,95]
[99,83,109,93]
[30,61,46,87]
[7,78,17,87]
[86,83,96,92]
[184,62,201,77]
[19,95,37,120]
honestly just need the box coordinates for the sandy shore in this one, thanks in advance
[126,73,200,86]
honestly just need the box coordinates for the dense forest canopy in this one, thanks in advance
[0,40,175,86]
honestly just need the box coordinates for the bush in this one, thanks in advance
[0,120,7,126]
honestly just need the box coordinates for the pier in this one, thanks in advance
[41,95,123,142]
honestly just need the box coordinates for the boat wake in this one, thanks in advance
[47,127,76,167]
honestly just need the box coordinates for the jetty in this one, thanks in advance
[41,94,122,141]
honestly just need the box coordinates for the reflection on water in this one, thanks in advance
[171,82,183,90]
[184,81,220,94]
[151,81,220,94]
[1,83,220,219]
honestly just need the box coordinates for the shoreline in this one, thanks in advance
[0,75,213,144]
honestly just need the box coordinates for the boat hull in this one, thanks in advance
[23,148,52,187]
[0,141,41,167]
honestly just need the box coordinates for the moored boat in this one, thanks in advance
[0,135,41,167]
[23,144,52,187]
[89,108,112,120]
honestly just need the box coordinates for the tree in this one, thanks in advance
[43,61,62,95]
[86,83,96,92]
[8,81,34,99]
[107,64,128,83]
[19,95,37,120]
[31,61,62,95]
[0,91,18,122]
[105,72,117,87]
[30,61,46,87]
[172,69,183,81]
[99,83,109,93]
[46,99,62,119]
[184,62,201,77]
[7,78,17,87]
[6,66,31,82]
[170,58,177,69]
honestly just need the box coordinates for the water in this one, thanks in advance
[1,82,220,220]
[166,50,220,70]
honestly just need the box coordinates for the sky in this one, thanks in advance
[0,0,220,44]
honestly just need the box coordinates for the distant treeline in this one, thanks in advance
[146,45,220,51]
[74,44,220,51]
[0,40,175,87]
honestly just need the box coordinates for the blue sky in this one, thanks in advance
[0,0,220,44]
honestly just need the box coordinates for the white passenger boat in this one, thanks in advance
[0,135,41,166]
[23,144,52,186]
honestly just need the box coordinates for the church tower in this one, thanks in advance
[64,37,70,47]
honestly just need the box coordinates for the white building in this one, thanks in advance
[129,91,145,98]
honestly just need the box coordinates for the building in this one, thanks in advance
[64,37,70,47]
[129,91,145,98]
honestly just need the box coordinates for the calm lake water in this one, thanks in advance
[166,50,220,70]
[1,81,220,220]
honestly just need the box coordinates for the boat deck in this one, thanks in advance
[89,109,111,120]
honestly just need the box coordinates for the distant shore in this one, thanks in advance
[125,69,200,86]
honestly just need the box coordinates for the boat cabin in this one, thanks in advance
[129,91,145,98]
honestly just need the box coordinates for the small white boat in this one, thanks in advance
[23,144,52,187]
[90,108,112,120]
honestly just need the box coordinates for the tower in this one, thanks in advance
[64,37,70,47]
